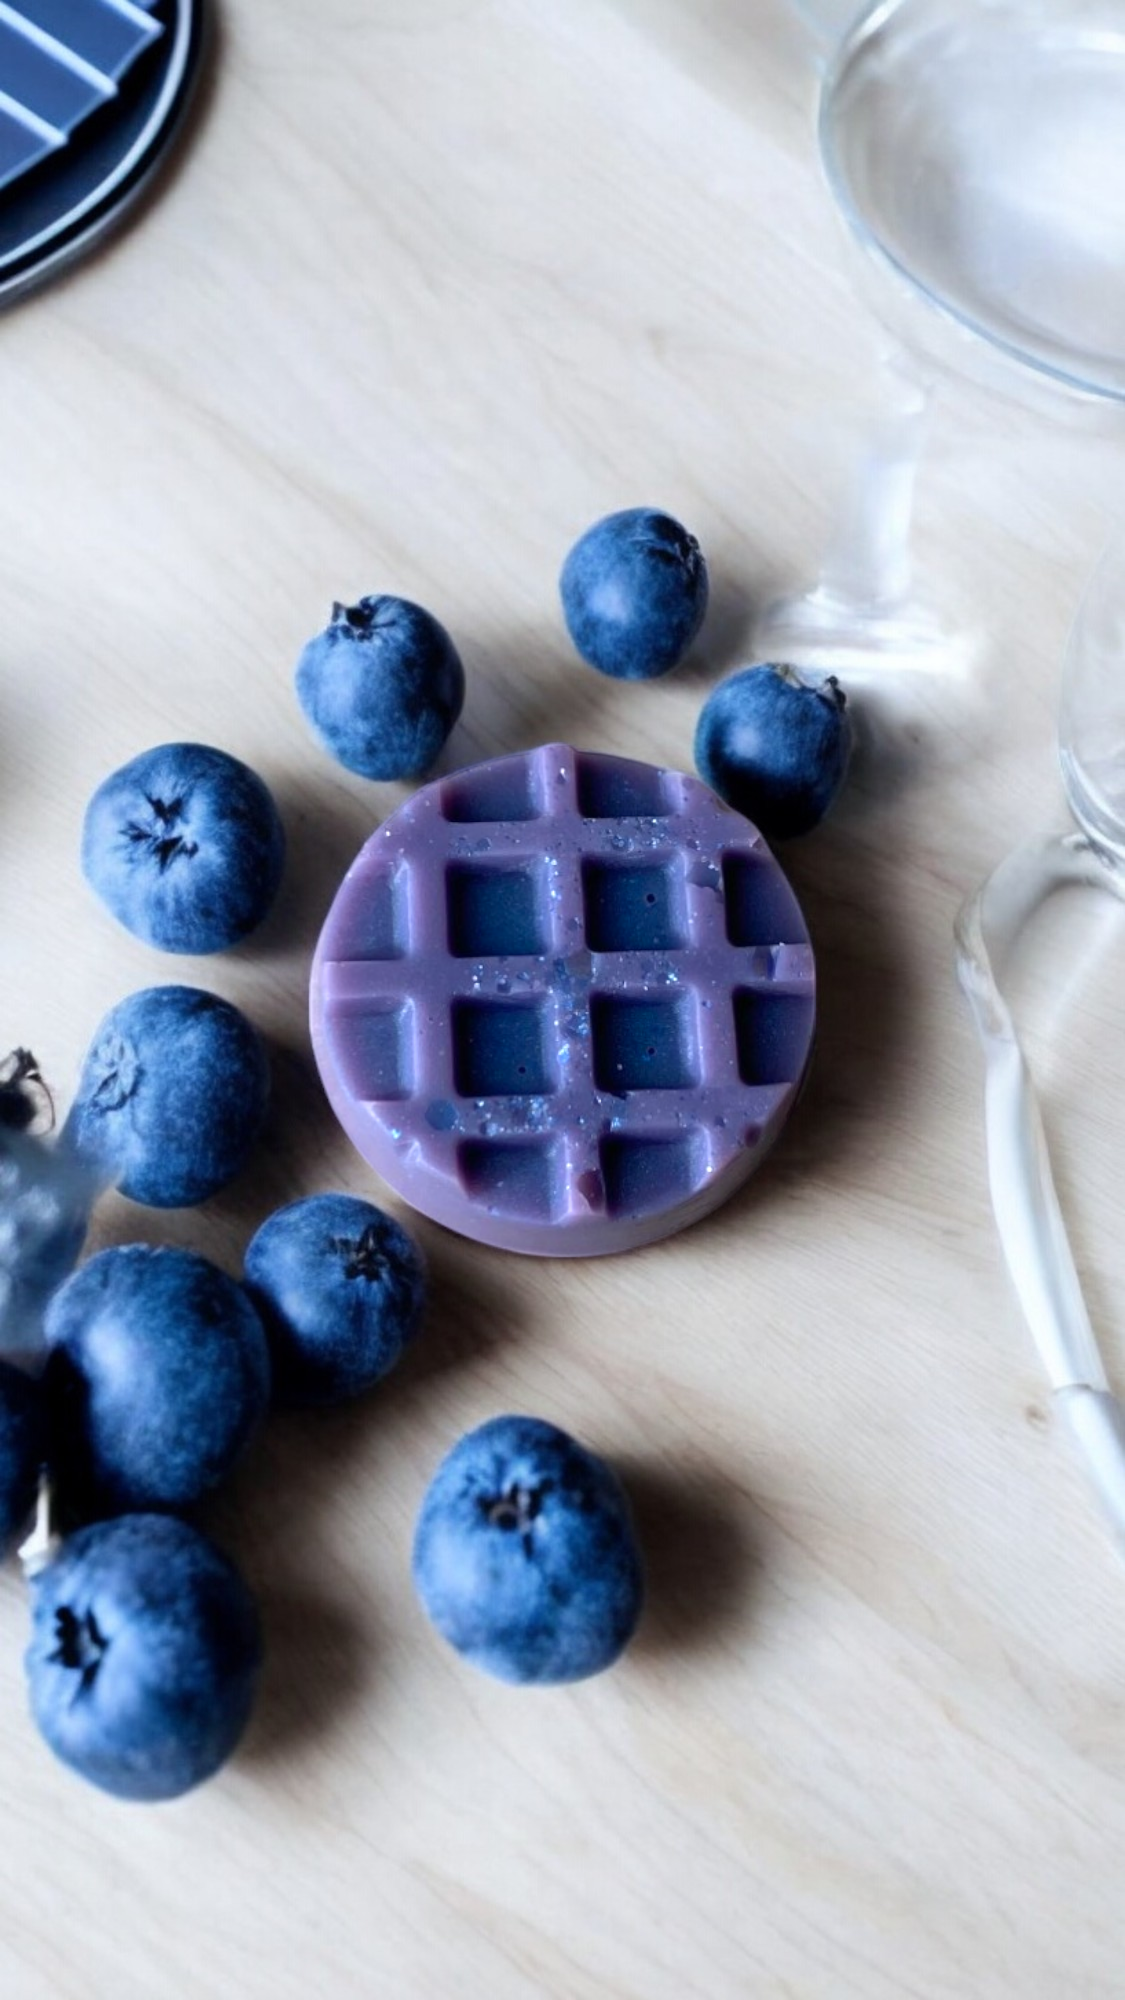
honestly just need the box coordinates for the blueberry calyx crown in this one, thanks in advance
[331,1225,391,1284]
[82,1034,140,1116]
[479,1481,552,1552]
[51,1605,108,1689]
[125,794,199,874]
[770,662,848,712]
[330,597,398,641]
[642,514,703,579]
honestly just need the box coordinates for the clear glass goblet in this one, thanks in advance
[763,0,1125,675]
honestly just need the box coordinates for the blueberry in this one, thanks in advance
[295,596,465,781]
[694,663,852,839]
[1,1129,94,1367]
[243,1193,425,1408]
[61,985,269,1209]
[82,742,285,953]
[25,1513,261,1801]
[560,508,709,680]
[0,1360,43,1551]
[44,1245,270,1516]
[412,1415,644,1685]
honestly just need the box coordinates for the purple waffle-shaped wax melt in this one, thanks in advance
[310,744,815,1256]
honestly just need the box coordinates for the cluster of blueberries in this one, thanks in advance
[561,510,852,840]
[0,506,850,1804]
[290,506,852,838]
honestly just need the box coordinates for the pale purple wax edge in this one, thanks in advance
[309,743,816,1257]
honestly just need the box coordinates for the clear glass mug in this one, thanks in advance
[957,525,1125,1562]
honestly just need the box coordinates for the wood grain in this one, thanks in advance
[4,2,1125,1993]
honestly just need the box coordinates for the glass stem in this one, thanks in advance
[815,350,934,619]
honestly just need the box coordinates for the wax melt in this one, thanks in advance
[310,745,815,1256]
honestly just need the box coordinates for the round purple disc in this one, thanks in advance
[309,744,815,1257]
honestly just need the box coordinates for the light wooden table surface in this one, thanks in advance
[6,3,1125,1994]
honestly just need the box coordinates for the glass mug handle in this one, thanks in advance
[956,834,1125,1557]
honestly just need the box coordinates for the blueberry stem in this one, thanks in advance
[330,1227,390,1282]
[484,1482,547,1534]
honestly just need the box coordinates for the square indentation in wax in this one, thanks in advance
[576,752,674,819]
[442,755,541,823]
[332,1002,413,1102]
[591,995,697,1093]
[452,999,553,1098]
[330,868,406,960]
[583,858,685,954]
[458,1139,558,1219]
[733,989,814,1086]
[447,862,546,958]
[599,1131,704,1217]
[722,853,804,948]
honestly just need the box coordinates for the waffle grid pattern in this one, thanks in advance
[312,745,815,1253]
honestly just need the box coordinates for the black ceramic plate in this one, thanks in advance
[0,0,205,305]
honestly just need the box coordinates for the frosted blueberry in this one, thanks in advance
[62,985,269,1209]
[82,742,285,953]
[694,663,852,839]
[295,595,465,781]
[26,1513,261,1801]
[45,1244,270,1515]
[243,1193,425,1408]
[560,508,708,680]
[412,1415,644,1684]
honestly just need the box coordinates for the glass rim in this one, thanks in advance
[817,0,1125,408]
